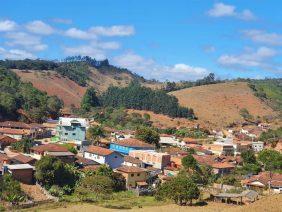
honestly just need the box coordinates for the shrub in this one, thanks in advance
[49,185,64,197]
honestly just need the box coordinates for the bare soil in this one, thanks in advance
[170,82,276,128]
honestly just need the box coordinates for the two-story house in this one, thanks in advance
[84,146,124,169]
[110,138,154,155]
[56,117,88,149]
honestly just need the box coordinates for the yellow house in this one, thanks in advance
[115,165,148,188]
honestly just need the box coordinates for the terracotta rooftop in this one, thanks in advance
[82,164,101,172]
[30,144,68,153]
[85,146,114,156]
[0,128,31,135]
[75,156,99,166]
[0,135,17,144]
[0,153,10,162]
[112,138,154,148]
[12,154,36,164]
[0,121,31,129]
[212,162,235,169]
[242,172,282,187]
[124,155,143,164]
[193,154,217,166]
[116,165,147,173]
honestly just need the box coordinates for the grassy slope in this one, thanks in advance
[170,82,276,128]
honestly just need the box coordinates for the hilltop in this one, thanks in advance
[170,82,277,128]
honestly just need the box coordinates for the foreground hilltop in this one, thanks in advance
[170,82,276,128]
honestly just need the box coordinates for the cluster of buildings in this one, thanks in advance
[0,117,281,195]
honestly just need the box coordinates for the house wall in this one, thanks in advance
[105,152,124,169]
[58,125,86,141]
[109,143,154,155]
[84,151,106,164]
[9,169,34,184]
[118,171,148,188]
[129,151,170,169]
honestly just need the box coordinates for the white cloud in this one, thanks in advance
[218,47,278,71]
[64,27,97,40]
[5,32,47,52]
[113,52,209,81]
[243,30,282,46]
[90,41,120,50]
[25,20,55,35]
[0,20,17,31]
[207,3,256,21]
[0,47,35,59]
[89,25,135,36]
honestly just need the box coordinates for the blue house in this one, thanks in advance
[57,117,88,145]
[110,138,155,155]
[84,146,124,169]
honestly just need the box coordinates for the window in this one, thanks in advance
[137,173,140,176]
[72,133,76,136]
[131,174,134,177]
[65,133,68,135]
[114,156,118,158]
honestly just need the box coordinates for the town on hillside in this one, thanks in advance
[0,107,281,209]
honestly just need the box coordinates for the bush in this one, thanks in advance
[49,185,64,197]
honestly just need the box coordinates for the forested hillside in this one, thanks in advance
[0,67,62,122]
[249,79,282,115]
[99,83,195,119]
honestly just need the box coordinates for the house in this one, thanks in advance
[30,143,75,163]
[6,164,34,184]
[110,138,154,155]
[252,141,264,152]
[203,142,234,156]
[0,128,31,140]
[0,135,17,150]
[56,117,88,149]
[129,150,171,169]
[84,146,124,169]
[11,154,37,166]
[211,162,235,175]
[242,172,282,193]
[115,165,148,188]
[159,134,180,146]
[0,121,46,139]
[123,155,145,168]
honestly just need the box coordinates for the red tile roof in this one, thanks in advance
[85,146,114,156]
[116,165,147,173]
[0,135,17,144]
[0,128,30,135]
[0,121,31,129]
[30,144,68,153]
[242,172,282,187]
[193,154,217,166]
[0,153,10,162]
[212,162,235,169]
[12,154,36,164]
[112,138,154,148]
[124,155,143,164]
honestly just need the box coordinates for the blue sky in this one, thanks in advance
[0,0,281,81]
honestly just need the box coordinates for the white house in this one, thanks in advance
[84,146,124,169]
[252,141,264,152]
[159,134,181,146]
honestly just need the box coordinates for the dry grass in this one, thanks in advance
[27,194,282,212]
[170,82,276,128]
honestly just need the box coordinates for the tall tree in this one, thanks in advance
[135,126,160,147]
[81,87,100,111]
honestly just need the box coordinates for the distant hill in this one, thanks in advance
[1,58,161,107]
[170,82,277,128]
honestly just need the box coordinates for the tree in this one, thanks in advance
[0,174,26,205]
[86,126,105,145]
[35,156,78,189]
[135,126,160,147]
[10,138,35,153]
[258,149,282,171]
[156,174,200,206]
[81,87,100,111]
[95,165,126,191]
[241,150,257,164]
[75,175,113,198]
[181,154,198,171]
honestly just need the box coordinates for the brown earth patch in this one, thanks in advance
[170,82,276,128]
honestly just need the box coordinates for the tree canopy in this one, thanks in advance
[81,87,100,111]
[135,126,160,147]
